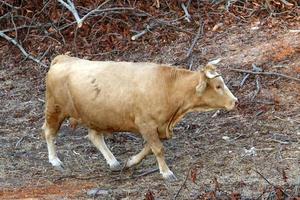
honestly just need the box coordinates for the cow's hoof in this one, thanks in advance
[50,157,63,167]
[50,157,64,171]
[109,161,122,172]
[162,171,177,182]
[54,165,65,172]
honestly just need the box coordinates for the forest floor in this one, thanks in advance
[0,2,300,200]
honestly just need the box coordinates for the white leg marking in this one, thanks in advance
[88,129,121,171]
[156,155,177,181]
[161,169,177,181]
[45,126,63,167]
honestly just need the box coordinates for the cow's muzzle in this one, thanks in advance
[225,97,238,111]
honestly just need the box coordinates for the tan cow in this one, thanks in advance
[42,55,237,181]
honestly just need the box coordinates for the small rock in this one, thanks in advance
[222,136,230,141]
[243,147,257,157]
[212,23,223,32]
[87,188,109,197]
[251,26,259,30]
[289,29,300,33]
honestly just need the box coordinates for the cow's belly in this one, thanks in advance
[69,104,138,133]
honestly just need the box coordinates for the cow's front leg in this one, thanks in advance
[126,143,151,168]
[88,129,121,171]
[141,127,177,182]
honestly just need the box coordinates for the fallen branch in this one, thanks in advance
[57,0,112,28]
[253,169,289,197]
[131,23,158,41]
[181,3,191,22]
[132,168,159,178]
[229,68,300,82]
[57,0,83,27]
[0,31,47,67]
[186,21,204,58]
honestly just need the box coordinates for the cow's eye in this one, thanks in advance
[216,85,222,89]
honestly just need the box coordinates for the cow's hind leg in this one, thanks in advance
[88,129,121,171]
[126,143,151,168]
[43,105,65,169]
[140,126,177,182]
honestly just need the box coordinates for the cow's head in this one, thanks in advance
[195,64,238,111]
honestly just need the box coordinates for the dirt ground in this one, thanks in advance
[0,9,300,200]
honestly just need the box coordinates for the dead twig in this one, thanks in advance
[174,168,190,200]
[0,0,21,9]
[229,68,300,82]
[253,169,289,197]
[57,0,111,28]
[279,0,294,6]
[255,100,275,105]
[1,24,53,33]
[37,98,45,103]
[113,168,159,182]
[268,138,290,145]
[289,29,300,33]
[10,13,18,41]
[254,169,275,186]
[186,21,204,58]
[240,73,250,87]
[131,23,157,41]
[57,0,83,28]
[53,174,103,183]
[240,63,261,87]
[15,136,26,147]
[251,76,261,100]
[131,11,190,41]
[132,168,159,178]
[181,3,191,22]
[0,31,48,67]
[188,57,194,70]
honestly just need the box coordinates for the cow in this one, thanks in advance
[42,55,237,181]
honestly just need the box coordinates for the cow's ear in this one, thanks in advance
[196,80,207,96]
[202,64,220,79]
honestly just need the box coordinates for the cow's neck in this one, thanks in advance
[171,70,204,111]
[166,71,205,130]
